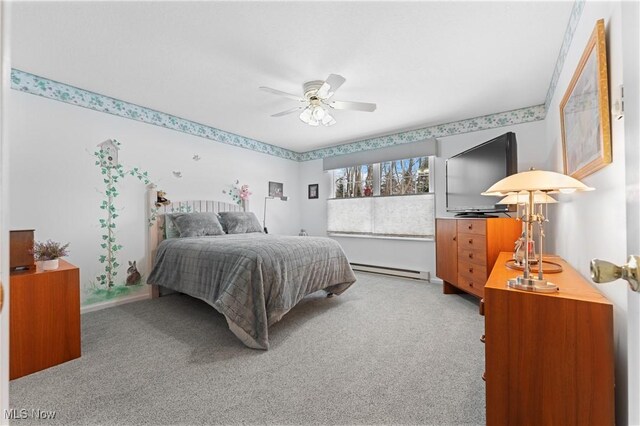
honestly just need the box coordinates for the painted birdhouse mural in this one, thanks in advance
[97,139,119,167]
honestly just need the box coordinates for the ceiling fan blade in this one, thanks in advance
[316,74,346,99]
[259,86,304,101]
[329,100,377,112]
[271,106,305,117]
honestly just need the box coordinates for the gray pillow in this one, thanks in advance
[172,212,225,237]
[218,212,263,234]
[163,214,181,239]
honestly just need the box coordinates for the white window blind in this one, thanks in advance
[327,193,435,238]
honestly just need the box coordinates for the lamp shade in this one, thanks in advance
[498,192,558,205]
[482,169,594,196]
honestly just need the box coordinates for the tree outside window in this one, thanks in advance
[379,156,430,196]
[334,164,374,198]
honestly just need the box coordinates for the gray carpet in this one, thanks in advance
[10,273,486,425]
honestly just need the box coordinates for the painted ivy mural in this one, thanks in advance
[90,139,152,303]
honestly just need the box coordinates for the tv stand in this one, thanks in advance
[454,212,499,218]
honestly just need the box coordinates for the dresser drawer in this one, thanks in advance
[458,232,486,251]
[458,261,487,297]
[457,272,484,297]
[458,263,487,282]
[457,219,486,236]
[458,248,487,266]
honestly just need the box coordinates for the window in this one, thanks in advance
[380,157,430,195]
[328,156,435,239]
[333,164,374,198]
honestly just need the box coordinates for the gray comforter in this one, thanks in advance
[147,233,356,349]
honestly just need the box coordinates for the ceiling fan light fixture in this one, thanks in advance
[299,107,312,124]
[312,106,325,120]
[263,73,375,127]
[321,113,336,127]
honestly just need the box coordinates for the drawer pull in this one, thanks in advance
[482,372,486,382]
[468,253,473,259]
[468,224,472,230]
[480,334,485,343]
[468,238,473,244]
[469,267,473,273]
[469,282,474,287]
[453,236,456,241]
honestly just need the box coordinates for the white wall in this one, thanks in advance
[8,90,300,306]
[621,1,640,424]
[544,2,629,423]
[0,1,10,419]
[298,119,547,274]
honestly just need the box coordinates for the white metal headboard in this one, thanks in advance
[146,185,245,297]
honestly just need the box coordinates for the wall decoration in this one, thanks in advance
[94,139,152,292]
[269,181,284,198]
[222,180,252,205]
[560,19,611,180]
[172,171,183,178]
[12,69,547,162]
[11,69,299,161]
[156,190,171,207]
[192,154,201,161]
[544,0,586,110]
[308,184,319,199]
[297,105,546,161]
[126,260,142,286]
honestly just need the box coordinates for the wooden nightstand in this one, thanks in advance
[10,259,81,379]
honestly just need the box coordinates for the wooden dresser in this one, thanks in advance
[483,252,614,425]
[10,259,81,379]
[436,217,521,298]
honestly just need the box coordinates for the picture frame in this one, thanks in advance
[308,184,319,199]
[559,19,612,180]
[268,181,283,198]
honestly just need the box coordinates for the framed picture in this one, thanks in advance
[560,19,612,180]
[268,181,283,198]
[308,184,319,199]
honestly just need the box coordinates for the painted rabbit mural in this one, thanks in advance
[126,261,142,286]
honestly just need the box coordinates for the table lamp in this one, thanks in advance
[483,169,594,292]
[498,192,557,267]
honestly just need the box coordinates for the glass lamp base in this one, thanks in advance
[507,276,559,293]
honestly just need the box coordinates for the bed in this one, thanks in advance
[146,188,357,349]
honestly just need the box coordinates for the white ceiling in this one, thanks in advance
[10,1,573,152]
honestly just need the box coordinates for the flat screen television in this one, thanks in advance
[446,132,518,216]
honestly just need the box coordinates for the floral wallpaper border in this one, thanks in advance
[299,105,546,161]
[10,69,300,161]
[544,0,585,110]
[10,69,548,162]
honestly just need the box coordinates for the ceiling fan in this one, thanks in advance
[260,74,377,127]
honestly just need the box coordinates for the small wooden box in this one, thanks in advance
[10,229,35,271]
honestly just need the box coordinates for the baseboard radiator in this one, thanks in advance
[350,263,431,281]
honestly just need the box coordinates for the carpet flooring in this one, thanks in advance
[10,273,486,425]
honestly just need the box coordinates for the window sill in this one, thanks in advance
[328,233,434,242]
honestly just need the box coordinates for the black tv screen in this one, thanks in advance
[446,132,518,215]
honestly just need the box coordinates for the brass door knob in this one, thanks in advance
[591,255,639,292]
